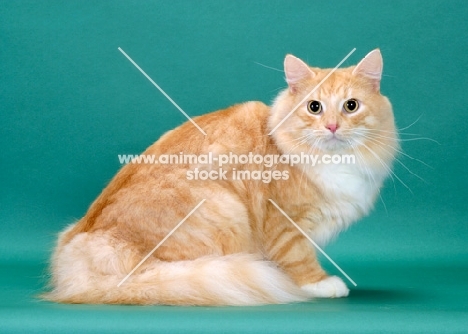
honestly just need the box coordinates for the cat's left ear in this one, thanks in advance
[284,54,315,93]
[352,49,383,91]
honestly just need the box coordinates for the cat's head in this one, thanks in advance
[269,49,397,168]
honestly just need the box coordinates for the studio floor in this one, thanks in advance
[2,259,467,333]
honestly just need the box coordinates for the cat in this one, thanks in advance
[43,49,397,306]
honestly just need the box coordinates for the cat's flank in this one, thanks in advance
[44,50,397,306]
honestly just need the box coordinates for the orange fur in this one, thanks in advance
[43,50,397,305]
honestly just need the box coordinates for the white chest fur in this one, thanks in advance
[304,162,385,245]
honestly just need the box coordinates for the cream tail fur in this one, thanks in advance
[43,227,308,306]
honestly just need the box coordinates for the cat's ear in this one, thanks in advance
[284,54,315,93]
[352,49,383,91]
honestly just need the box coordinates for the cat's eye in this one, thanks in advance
[307,100,322,115]
[343,99,359,113]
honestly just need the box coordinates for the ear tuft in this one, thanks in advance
[284,55,314,92]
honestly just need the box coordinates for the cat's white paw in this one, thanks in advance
[301,276,349,298]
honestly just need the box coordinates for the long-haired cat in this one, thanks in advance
[43,49,397,305]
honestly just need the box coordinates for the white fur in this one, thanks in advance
[46,231,308,306]
[301,276,349,298]
[307,161,385,245]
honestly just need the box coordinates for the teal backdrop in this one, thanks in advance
[1,1,467,333]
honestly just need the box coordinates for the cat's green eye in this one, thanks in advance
[343,99,359,113]
[307,100,322,115]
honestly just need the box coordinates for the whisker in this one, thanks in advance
[397,137,440,144]
[352,132,434,169]
[269,86,287,94]
[253,61,283,72]
[350,128,423,136]
[357,131,440,145]
[360,142,412,194]
[364,137,428,184]
[398,114,423,132]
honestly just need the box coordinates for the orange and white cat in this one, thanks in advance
[44,49,397,305]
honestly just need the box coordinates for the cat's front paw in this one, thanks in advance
[301,276,349,298]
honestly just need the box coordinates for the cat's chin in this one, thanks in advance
[317,137,349,152]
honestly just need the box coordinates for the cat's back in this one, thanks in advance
[146,101,270,155]
[62,101,270,241]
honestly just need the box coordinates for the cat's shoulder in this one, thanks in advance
[149,101,270,152]
[216,101,269,118]
[241,101,270,112]
[196,101,270,132]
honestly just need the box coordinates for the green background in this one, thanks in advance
[1,0,467,332]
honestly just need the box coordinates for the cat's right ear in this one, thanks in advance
[284,55,315,93]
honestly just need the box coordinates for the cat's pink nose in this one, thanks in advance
[326,124,339,133]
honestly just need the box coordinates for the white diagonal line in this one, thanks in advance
[117,199,206,287]
[118,47,207,136]
[268,199,357,286]
[268,48,356,135]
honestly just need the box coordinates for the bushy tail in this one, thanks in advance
[42,232,307,306]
